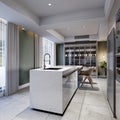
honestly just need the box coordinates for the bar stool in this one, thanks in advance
[80,68,94,88]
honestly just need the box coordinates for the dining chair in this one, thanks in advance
[79,67,94,88]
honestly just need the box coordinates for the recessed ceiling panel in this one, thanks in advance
[13,0,105,17]
[55,23,99,37]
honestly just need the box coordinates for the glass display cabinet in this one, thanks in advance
[64,41,97,76]
[64,41,97,67]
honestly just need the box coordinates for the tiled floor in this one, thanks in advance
[0,78,116,120]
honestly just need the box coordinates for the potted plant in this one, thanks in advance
[100,61,107,76]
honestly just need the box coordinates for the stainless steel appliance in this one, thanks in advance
[115,8,120,120]
[107,28,116,118]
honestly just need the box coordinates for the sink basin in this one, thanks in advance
[45,67,62,70]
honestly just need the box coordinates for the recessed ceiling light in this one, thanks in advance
[48,3,52,6]
[22,27,25,30]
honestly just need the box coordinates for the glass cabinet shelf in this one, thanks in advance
[116,53,120,56]
[64,42,97,67]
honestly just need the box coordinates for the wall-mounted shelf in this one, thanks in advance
[116,53,120,56]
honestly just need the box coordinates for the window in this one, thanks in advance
[0,18,7,97]
[42,38,55,67]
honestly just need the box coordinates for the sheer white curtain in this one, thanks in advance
[0,18,7,97]
[42,38,55,67]
[6,22,19,96]
[34,34,42,68]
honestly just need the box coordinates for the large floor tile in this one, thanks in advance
[0,78,114,120]
[13,108,49,120]
[79,104,112,120]
[61,101,82,120]
[71,92,85,104]
[68,102,83,112]
[84,91,108,107]
[61,109,80,120]
[46,114,62,120]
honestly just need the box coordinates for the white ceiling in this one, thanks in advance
[13,0,105,17]
[0,0,114,43]
[55,23,99,37]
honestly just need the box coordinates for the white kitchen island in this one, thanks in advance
[30,66,82,114]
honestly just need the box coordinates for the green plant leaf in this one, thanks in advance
[100,61,107,69]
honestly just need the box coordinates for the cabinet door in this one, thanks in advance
[107,28,116,117]
[74,47,80,65]
[91,46,96,66]
[79,46,85,65]
[85,46,91,66]
[69,47,75,65]
[65,47,69,65]
[116,12,120,119]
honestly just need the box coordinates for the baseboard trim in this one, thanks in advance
[19,83,29,90]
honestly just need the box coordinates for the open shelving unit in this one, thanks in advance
[64,41,97,76]
[64,42,97,66]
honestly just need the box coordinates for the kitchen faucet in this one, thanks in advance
[44,53,51,69]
